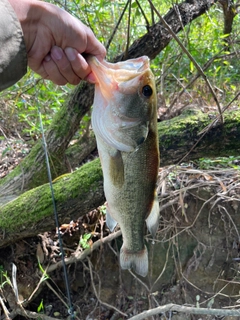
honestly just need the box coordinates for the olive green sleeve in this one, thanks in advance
[0,0,27,91]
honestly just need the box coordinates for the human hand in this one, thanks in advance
[8,0,106,85]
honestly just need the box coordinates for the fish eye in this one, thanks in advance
[142,85,153,97]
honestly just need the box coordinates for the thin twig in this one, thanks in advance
[135,0,150,30]
[46,230,122,273]
[218,205,240,241]
[199,91,240,135]
[9,308,61,320]
[45,281,69,310]
[167,52,220,112]
[150,240,171,291]
[124,0,132,59]
[105,0,130,51]
[86,257,128,318]
[148,0,223,123]
[0,295,11,320]
[128,270,150,292]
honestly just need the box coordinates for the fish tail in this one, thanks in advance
[120,245,148,277]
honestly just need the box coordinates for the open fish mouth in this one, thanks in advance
[88,56,154,152]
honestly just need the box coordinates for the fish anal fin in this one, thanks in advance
[106,205,118,232]
[146,193,160,238]
[109,150,124,187]
[120,245,148,277]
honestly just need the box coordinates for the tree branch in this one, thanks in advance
[127,303,240,320]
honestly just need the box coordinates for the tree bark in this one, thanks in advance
[0,109,239,248]
[218,0,238,48]
[0,0,216,202]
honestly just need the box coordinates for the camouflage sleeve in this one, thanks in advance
[0,0,27,91]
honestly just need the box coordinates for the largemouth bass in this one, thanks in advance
[88,56,160,277]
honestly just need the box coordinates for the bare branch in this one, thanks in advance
[46,230,122,273]
[127,303,240,320]
[148,0,223,122]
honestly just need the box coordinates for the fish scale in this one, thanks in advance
[88,55,160,277]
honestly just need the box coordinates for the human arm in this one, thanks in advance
[2,0,106,89]
[0,0,27,91]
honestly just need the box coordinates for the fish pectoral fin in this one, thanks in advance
[146,192,160,238]
[106,206,118,232]
[109,150,124,187]
[120,245,148,277]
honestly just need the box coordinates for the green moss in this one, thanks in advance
[0,158,102,232]
[158,110,209,151]
[54,158,102,201]
[158,109,240,164]
[159,110,209,138]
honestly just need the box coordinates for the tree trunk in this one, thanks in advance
[0,82,94,197]
[218,0,238,48]
[0,109,239,248]
[0,0,215,202]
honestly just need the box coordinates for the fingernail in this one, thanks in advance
[51,46,63,60]
[65,47,77,61]
[44,54,51,62]
[85,72,97,84]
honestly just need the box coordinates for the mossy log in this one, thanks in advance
[0,159,104,247]
[159,109,240,165]
[0,0,215,201]
[0,109,240,248]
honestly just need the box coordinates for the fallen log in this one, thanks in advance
[0,109,240,248]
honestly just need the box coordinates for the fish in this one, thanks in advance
[88,55,160,277]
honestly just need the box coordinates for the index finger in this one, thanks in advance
[79,27,106,61]
[65,47,91,80]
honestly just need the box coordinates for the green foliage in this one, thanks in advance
[79,112,91,136]
[79,233,91,249]
[0,265,11,288]
[37,299,45,313]
[195,156,240,170]
[99,204,107,215]
[0,70,71,139]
